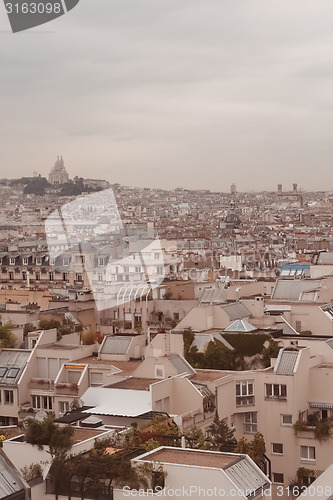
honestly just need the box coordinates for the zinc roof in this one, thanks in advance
[0,349,30,386]
[224,458,270,497]
[199,288,227,306]
[272,279,321,301]
[0,452,26,498]
[274,349,299,375]
[220,303,251,321]
[100,336,133,355]
[168,354,195,376]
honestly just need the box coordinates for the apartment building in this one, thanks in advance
[189,339,333,496]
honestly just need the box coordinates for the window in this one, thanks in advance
[156,266,163,275]
[63,258,70,266]
[49,272,54,281]
[98,273,103,282]
[154,253,160,260]
[9,257,15,265]
[0,368,7,377]
[282,414,292,425]
[22,272,27,280]
[50,258,55,266]
[9,272,14,280]
[90,372,103,386]
[32,395,52,410]
[98,258,104,266]
[63,273,68,281]
[265,383,287,399]
[236,380,254,406]
[35,272,40,281]
[122,266,129,273]
[173,312,180,321]
[244,412,257,433]
[301,446,315,461]
[7,368,19,378]
[23,257,29,265]
[35,257,42,265]
[4,390,14,405]
[272,443,283,454]
[76,274,83,282]
[273,473,284,484]
[135,266,141,273]
[59,401,69,414]
[155,365,165,379]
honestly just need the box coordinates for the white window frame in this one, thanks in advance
[301,446,315,462]
[273,473,284,484]
[9,257,15,265]
[32,395,52,410]
[236,380,254,406]
[4,390,14,405]
[265,383,287,399]
[59,401,69,414]
[23,257,29,265]
[155,365,165,379]
[272,443,283,454]
[35,257,42,265]
[244,412,257,433]
[281,414,293,426]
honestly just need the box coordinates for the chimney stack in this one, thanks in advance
[277,184,282,195]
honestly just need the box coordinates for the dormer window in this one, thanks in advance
[9,257,15,265]
[23,257,29,265]
[36,257,42,265]
[98,258,104,266]
[63,258,70,266]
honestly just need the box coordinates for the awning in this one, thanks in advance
[309,402,333,409]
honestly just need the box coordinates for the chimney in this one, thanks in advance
[293,184,297,193]
[277,184,282,195]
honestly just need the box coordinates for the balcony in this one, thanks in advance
[55,382,79,395]
[29,378,53,390]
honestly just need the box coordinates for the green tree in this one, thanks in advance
[80,329,96,345]
[0,320,16,348]
[207,412,236,451]
[48,425,75,500]
[203,339,234,370]
[234,432,266,463]
[39,319,60,331]
[262,340,281,367]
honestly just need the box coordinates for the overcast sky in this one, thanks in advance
[1,0,333,191]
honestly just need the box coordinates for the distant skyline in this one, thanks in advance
[2,1,333,191]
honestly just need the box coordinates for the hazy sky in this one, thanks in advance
[2,0,333,191]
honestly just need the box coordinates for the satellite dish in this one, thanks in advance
[35,410,47,422]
